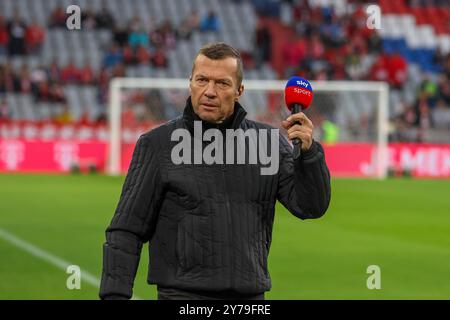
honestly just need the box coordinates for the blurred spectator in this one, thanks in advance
[18,64,32,93]
[21,63,67,104]
[282,38,306,77]
[47,58,61,83]
[348,32,368,56]
[348,4,369,37]
[145,89,165,120]
[414,92,433,140]
[30,64,48,84]
[444,53,450,78]
[280,0,294,26]
[122,44,135,65]
[174,11,199,40]
[111,62,126,78]
[81,7,97,30]
[112,22,129,47]
[7,10,27,56]
[0,97,9,119]
[48,82,66,103]
[187,10,200,31]
[0,15,9,56]
[314,68,328,81]
[200,10,220,32]
[369,54,389,82]
[367,32,382,54]
[292,1,313,35]
[78,110,92,126]
[25,19,45,54]
[35,80,50,101]
[387,51,408,89]
[437,74,450,106]
[29,64,46,100]
[0,67,6,94]
[30,66,48,101]
[96,3,115,29]
[122,104,137,127]
[319,11,344,48]
[345,45,365,80]
[309,32,325,60]
[150,26,164,48]
[254,20,272,67]
[152,46,168,68]
[60,59,80,84]
[49,5,67,28]
[96,111,107,125]
[97,68,111,104]
[103,44,123,68]
[176,18,194,40]
[403,104,417,128]
[252,0,282,17]
[321,119,340,144]
[432,99,450,129]
[54,104,74,124]
[419,75,439,108]
[240,50,256,70]
[135,45,151,65]
[79,61,96,85]
[328,53,346,80]
[159,20,176,49]
[128,21,149,48]
[0,64,16,92]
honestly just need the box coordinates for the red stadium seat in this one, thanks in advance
[379,0,392,13]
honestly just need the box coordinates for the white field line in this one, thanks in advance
[0,227,142,300]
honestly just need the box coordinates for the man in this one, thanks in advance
[99,42,331,300]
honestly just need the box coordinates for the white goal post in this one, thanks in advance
[108,78,389,178]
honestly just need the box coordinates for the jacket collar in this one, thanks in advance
[182,96,247,134]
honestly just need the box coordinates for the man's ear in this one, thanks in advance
[189,76,192,96]
[236,85,244,101]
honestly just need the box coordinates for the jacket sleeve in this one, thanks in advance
[99,135,164,300]
[277,136,331,219]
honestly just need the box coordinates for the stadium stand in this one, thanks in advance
[0,0,449,143]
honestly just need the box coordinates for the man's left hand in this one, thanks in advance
[281,112,314,151]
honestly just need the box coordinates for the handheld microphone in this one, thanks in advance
[284,77,314,160]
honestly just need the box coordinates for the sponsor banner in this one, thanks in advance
[323,143,450,178]
[322,143,374,177]
[0,120,158,143]
[1,140,449,178]
[387,143,450,177]
[0,139,108,173]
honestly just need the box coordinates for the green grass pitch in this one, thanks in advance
[0,173,449,300]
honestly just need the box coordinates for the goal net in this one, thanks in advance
[108,78,389,178]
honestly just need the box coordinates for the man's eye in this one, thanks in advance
[217,81,230,88]
[196,78,208,84]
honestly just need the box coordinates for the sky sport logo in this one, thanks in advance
[171,121,279,176]
[296,80,309,88]
[293,87,312,96]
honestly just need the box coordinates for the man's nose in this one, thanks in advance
[204,80,217,98]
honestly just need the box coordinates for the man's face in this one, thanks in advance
[189,54,244,123]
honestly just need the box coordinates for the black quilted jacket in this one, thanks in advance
[99,98,331,299]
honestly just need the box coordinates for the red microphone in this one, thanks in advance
[284,77,314,160]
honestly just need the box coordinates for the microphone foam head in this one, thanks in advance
[284,76,314,111]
